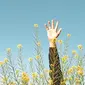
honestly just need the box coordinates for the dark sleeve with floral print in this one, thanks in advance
[49,47,65,85]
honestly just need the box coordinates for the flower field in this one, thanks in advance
[0,24,85,85]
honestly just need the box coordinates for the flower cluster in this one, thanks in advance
[21,72,30,83]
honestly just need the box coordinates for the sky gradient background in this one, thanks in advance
[0,0,85,69]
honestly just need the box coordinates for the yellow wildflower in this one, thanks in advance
[71,66,77,69]
[72,50,76,55]
[6,48,11,53]
[58,40,63,44]
[0,61,4,66]
[29,83,33,85]
[64,78,68,81]
[21,72,30,83]
[67,67,74,74]
[34,24,38,28]
[32,72,38,78]
[76,65,83,75]
[37,42,41,46]
[61,80,66,85]
[48,79,53,85]
[40,73,44,78]
[67,34,71,37]
[77,65,83,71]
[8,82,16,85]
[61,55,68,63]
[2,77,8,83]
[4,58,8,63]
[17,44,22,49]
[77,70,83,75]
[49,70,52,73]
[28,57,33,62]
[68,77,72,80]
[77,44,83,50]
[35,55,41,60]
[75,78,81,84]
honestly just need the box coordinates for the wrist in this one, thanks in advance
[49,38,57,47]
[49,42,56,47]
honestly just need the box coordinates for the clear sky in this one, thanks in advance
[0,0,85,69]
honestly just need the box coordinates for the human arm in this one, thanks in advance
[44,20,65,85]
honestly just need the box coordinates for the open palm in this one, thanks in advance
[44,20,62,40]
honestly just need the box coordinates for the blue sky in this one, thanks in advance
[0,0,85,69]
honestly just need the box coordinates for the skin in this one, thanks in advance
[44,20,62,47]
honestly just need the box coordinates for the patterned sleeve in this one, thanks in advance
[49,47,65,85]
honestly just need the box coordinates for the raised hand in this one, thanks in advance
[44,20,62,47]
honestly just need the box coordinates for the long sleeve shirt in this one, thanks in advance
[49,47,65,85]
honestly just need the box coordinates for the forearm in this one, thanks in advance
[49,42,64,85]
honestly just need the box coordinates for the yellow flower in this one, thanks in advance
[34,24,38,28]
[77,65,83,71]
[67,34,71,37]
[6,48,11,53]
[71,66,77,69]
[28,57,33,62]
[21,72,30,83]
[61,55,68,63]
[29,83,33,85]
[49,70,52,73]
[58,40,63,44]
[68,77,72,80]
[2,77,8,83]
[0,61,4,66]
[17,44,22,49]
[40,73,44,78]
[35,55,41,60]
[64,78,68,81]
[48,79,53,85]
[72,50,76,55]
[8,82,16,85]
[4,58,8,63]
[67,67,74,74]
[32,72,38,78]
[77,70,83,75]
[61,80,66,85]
[37,42,41,46]
[75,78,81,84]
[77,44,83,50]
[76,65,83,75]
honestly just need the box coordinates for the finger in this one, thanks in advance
[52,20,54,29]
[55,21,59,31]
[56,28,62,38]
[44,24,49,30]
[48,21,51,29]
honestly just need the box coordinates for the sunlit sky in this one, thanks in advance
[0,0,85,69]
